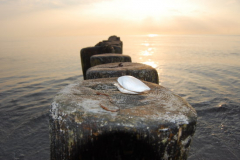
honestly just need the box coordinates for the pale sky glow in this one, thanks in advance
[0,0,240,37]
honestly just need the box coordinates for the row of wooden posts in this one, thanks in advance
[80,35,158,84]
[49,36,197,160]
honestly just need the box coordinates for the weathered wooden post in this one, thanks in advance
[80,35,123,79]
[86,62,159,84]
[50,77,197,160]
[50,36,197,159]
[96,35,123,53]
[90,54,132,67]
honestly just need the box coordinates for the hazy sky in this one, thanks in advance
[0,0,240,37]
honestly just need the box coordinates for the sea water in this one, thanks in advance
[0,35,240,159]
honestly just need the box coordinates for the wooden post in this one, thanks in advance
[80,36,123,79]
[86,62,159,84]
[95,35,123,54]
[90,54,132,67]
[50,77,197,160]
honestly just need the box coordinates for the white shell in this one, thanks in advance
[114,83,139,94]
[115,76,150,94]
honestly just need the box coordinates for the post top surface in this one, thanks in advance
[91,53,130,58]
[87,62,155,71]
[51,77,197,126]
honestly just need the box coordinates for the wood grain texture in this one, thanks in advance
[90,54,131,67]
[50,78,197,160]
[86,62,159,84]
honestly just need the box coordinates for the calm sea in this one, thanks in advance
[0,35,240,160]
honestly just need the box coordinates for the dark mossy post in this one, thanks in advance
[80,35,123,79]
[95,36,123,53]
[86,62,159,84]
[90,54,132,67]
[50,77,197,160]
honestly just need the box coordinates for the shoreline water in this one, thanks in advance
[0,35,240,159]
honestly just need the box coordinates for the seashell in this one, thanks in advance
[114,83,139,94]
[114,76,150,94]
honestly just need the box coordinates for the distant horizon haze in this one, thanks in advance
[0,0,240,38]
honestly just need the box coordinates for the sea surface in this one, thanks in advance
[0,35,240,160]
